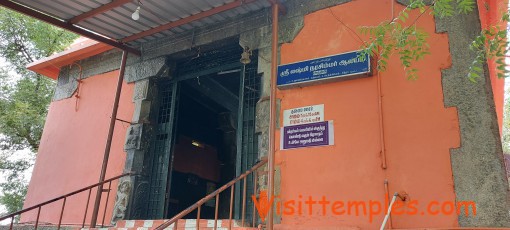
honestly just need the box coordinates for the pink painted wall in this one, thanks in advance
[274,1,459,229]
[21,70,134,226]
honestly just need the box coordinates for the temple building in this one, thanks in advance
[1,0,509,229]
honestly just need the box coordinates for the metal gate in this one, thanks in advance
[145,82,179,218]
[235,60,260,220]
[141,45,260,220]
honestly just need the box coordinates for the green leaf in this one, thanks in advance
[502,12,510,21]
[468,72,479,81]
[457,0,476,14]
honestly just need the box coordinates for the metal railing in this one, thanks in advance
[0,172,134,230]
[154,159,268,230]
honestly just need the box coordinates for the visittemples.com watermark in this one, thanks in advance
[252,191,477,223]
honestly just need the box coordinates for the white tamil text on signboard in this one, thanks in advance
[280,121,334,150]
[283,104,324,126]
[277,50,371,88]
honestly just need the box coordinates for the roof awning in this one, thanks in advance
[1,0,284,56]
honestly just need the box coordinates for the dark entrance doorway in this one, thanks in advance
[138,43,260,222]
[166,71,241,219]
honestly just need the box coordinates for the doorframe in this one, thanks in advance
[128,44,260,220]
[162,61,246,218]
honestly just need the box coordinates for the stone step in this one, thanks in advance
[81,219,258,230]
[81,227,257,230]
[0,225,75,230]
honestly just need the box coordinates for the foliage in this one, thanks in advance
[503,95,510,154]
[0,73,55,152]
[0,9,77,75]
[358,0,508,81]
[468,16,509,81]
[0,8,78,215]
[0,151,33,214]
[0,8,77,152]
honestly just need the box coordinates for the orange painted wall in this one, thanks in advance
[21,70,134,226]
[477,0,507,134]
[274,1,460,229]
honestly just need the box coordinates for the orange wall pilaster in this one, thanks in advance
[274,1,459,229]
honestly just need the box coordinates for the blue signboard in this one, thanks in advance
[277,50,371,88]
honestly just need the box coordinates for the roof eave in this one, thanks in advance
[27,40,113,79]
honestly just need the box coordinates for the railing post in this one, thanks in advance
[90,51,128,227]
[34,207,41,230]
[101,181,112,227]
[229,184,235,230]
[197,205,201,230]
[252,172,258,227]
[83,188,93,228]
[57,197,66,230]
[214,194,219,230]
[241,177,247,226]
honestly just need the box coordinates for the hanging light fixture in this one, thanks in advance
[131,6,140,20]
[240,46,252,65]
[131,1,141,20]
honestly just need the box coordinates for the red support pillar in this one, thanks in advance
[90,51,128,227]
[267,2,279,230]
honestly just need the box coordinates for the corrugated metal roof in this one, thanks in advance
[9,0,272,47]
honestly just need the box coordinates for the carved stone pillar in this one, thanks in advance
[111,58,175,223]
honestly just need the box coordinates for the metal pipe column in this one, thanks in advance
[90,51,129,227]
[267,3,279,230]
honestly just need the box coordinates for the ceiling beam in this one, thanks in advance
[185,77,239,113]
[69,0,133,24]
[0,0,141,55]
[121,0,256,42]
